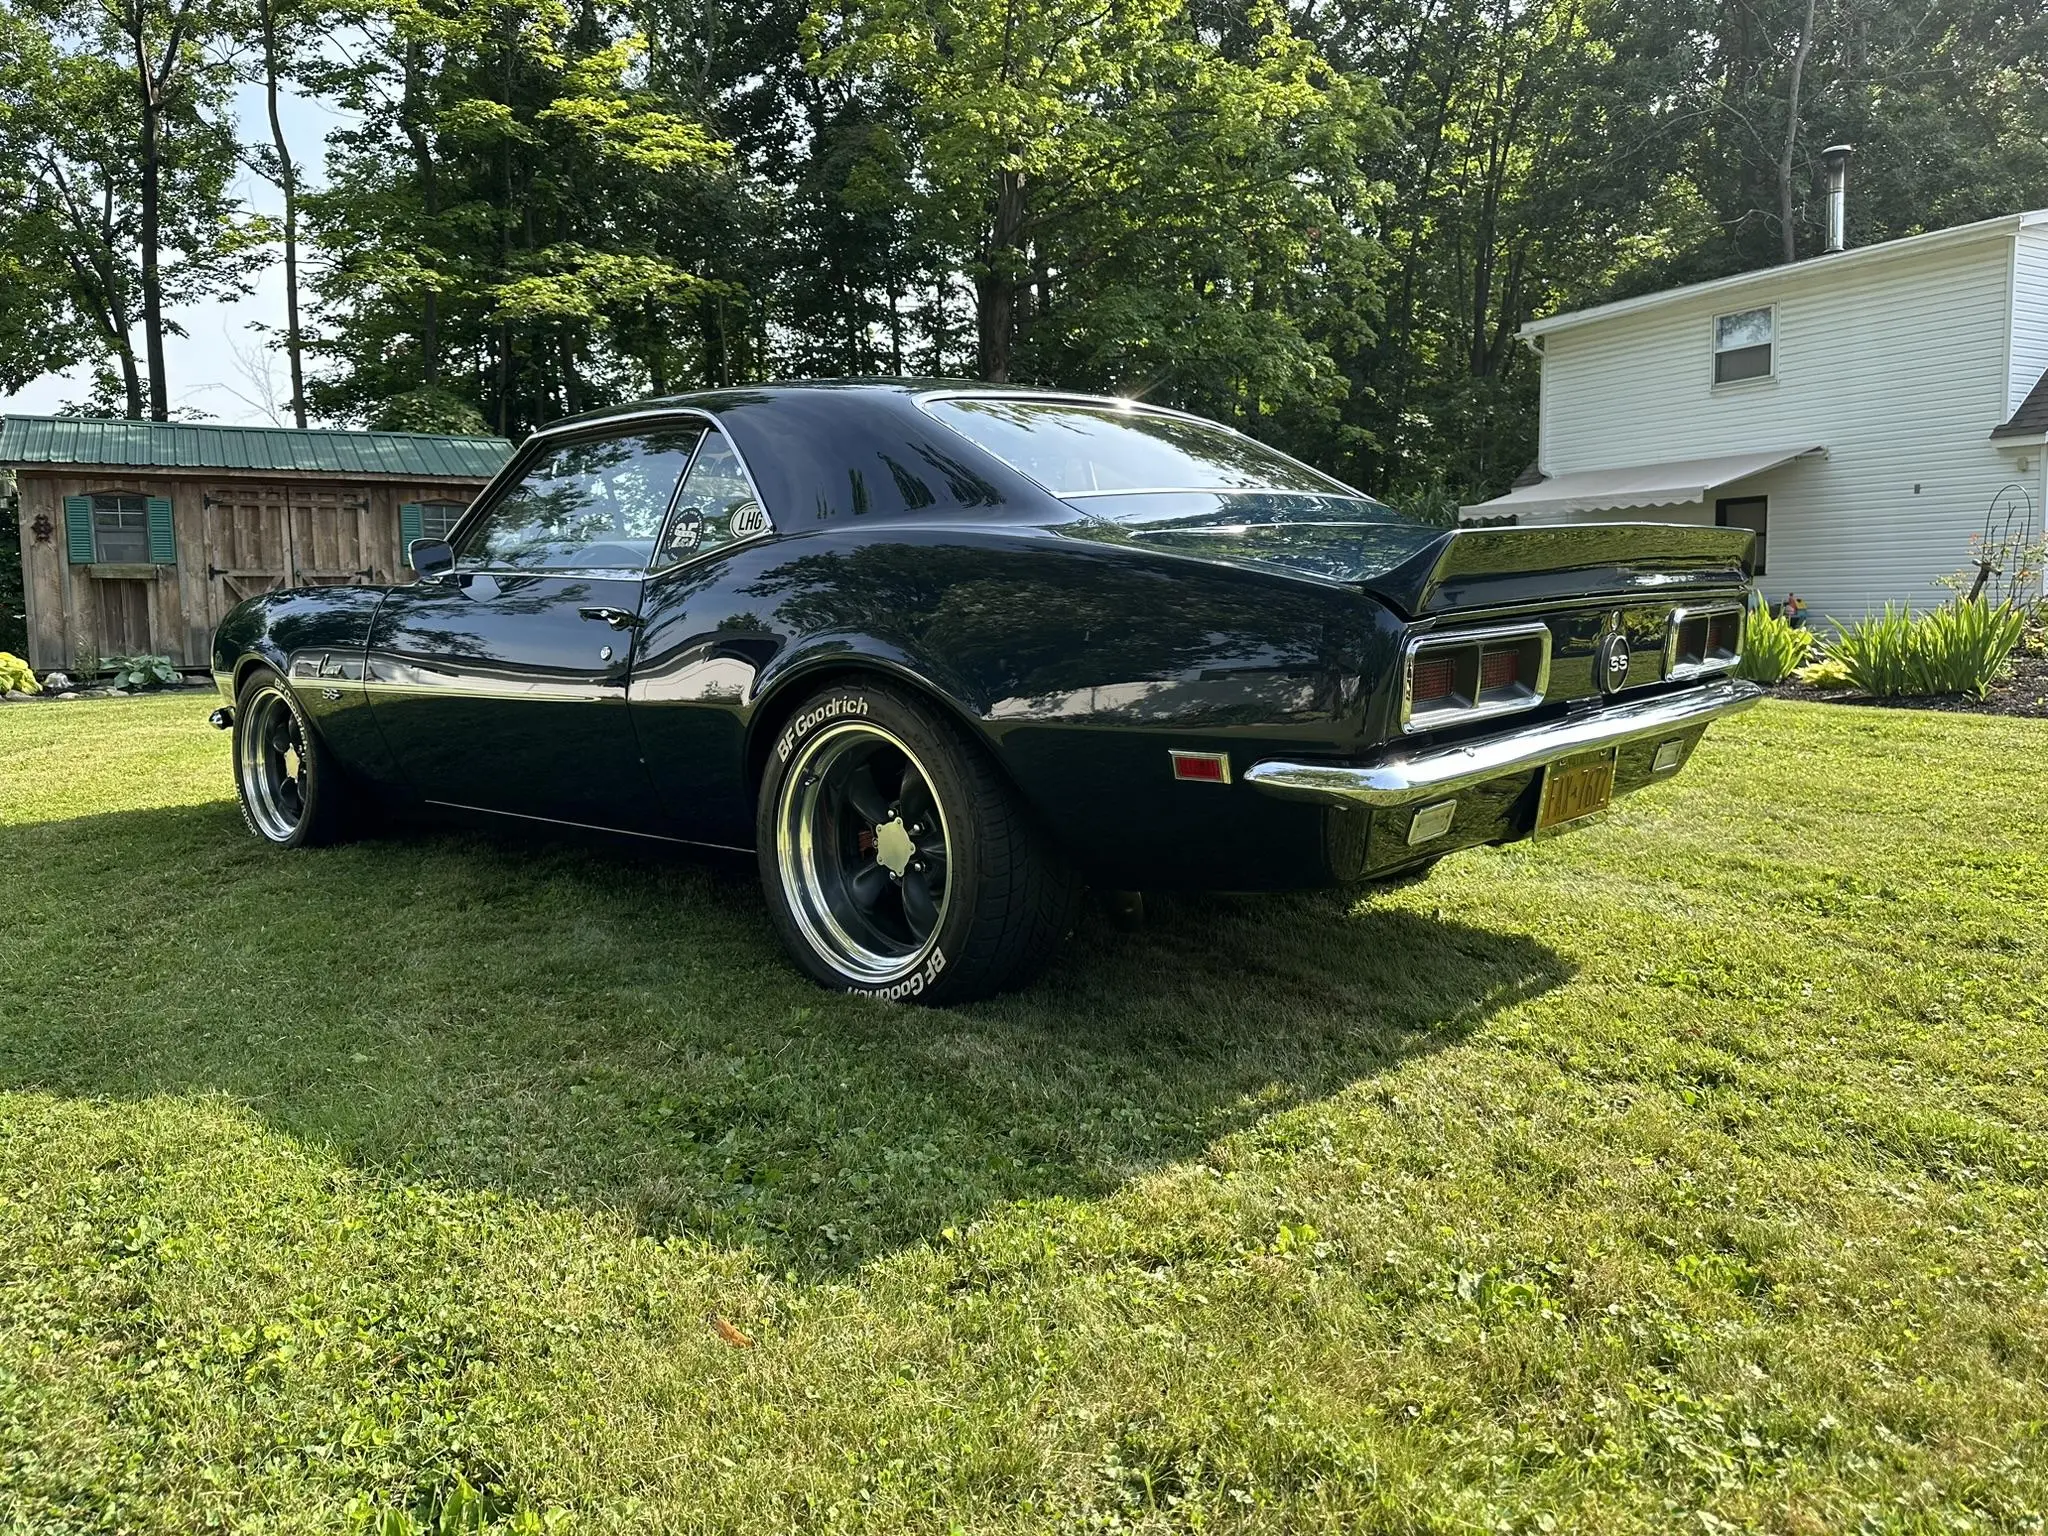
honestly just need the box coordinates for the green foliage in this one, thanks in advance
[1828,601,2026,700]
[104,653,180,691]
[304,0,732,436]
[1795,656,1855,691]
[2,0,2047,498]
[1734,606,1814,684]
[1,0,268,418]
[812,0,1389,442]
[6,696,2048,1525]
[0,651,39,693]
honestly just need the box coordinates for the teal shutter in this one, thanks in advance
[64,495,95,564]
[399,502,424,549]
[146,496,175,564]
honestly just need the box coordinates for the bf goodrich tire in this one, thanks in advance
[233,666,358,848]
[757,682,1080,1003]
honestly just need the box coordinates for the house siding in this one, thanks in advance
[2008,223,2048,414]
[1527,230,2028,620]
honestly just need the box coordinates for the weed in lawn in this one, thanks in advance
[2,695,2046,1532]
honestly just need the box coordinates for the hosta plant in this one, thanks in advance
[1828,600,2024,700]
[1733,606,1813,683]
[0,652,40,694]
[105,654,180,691]
[1794,656,1855,690]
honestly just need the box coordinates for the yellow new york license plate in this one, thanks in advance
[1536,750,1617,832]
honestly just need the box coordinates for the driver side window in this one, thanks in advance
[458,428,703,572]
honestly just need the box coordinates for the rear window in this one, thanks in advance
[925,397,1357,500]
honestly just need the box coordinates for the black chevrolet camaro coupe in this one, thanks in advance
[212,382,1760,1002]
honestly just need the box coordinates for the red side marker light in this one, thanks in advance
[1168,750,1232,784]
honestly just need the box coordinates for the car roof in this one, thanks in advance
[535,379,1204,436]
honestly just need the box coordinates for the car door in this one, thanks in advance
[629,424,782,847]
[366,424,703,832]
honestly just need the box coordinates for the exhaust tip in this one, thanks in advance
[208,707,234,730]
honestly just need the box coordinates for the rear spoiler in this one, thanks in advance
[1359,523,1757,618]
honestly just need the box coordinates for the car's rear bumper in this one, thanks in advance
[1243,679,1762,808]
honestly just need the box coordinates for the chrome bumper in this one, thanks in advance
[1243,680,1762,808]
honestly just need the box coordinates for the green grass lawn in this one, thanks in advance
[1,695,2043,1532]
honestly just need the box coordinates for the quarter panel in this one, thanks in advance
[630,524,1403,883]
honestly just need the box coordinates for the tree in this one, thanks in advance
[242,0,332,425]
[306,0,732,435]
[811,0,1391,446]
[4,0,266,418]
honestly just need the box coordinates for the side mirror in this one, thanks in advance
[409,539,454,579]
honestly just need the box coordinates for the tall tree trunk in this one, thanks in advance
[975,168,1026,383]
[260,0,307,426]
[132,28,170,420]
[1778,0,1819,264]
[402,43,441,389]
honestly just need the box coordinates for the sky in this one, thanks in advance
[0,84,357,426]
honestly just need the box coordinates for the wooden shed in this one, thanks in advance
[2,415,510,674]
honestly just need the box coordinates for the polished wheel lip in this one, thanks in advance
[777,720,953,985]
[237,685,308,842]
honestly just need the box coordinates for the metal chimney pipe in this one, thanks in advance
[1822,144,1854,253]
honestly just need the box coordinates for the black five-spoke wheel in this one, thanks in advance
[758,684,1082,1003]
[237,682,310,842]
[777,721,953,985]
[232,667,356,848]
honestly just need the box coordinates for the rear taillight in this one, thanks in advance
[1666,605,1744,678]
[1402,622,1551,733]
[1479,646,1520,694]
[1411,654,1458,705]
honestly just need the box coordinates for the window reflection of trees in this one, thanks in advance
[465,430,701,570]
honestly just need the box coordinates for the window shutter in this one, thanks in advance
[399,502,424,550]
[64,495,95,564]
[146,497,176,564]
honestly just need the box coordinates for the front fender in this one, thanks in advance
[209,585,399,784]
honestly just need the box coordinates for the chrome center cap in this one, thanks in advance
[874,816,916,876]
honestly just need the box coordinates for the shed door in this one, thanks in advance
[288,486,377,586]
[95,579,151,657]
[203,485,290,626]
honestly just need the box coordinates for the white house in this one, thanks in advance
[1464,208,2048,620]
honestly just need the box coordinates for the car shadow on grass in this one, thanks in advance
[1,801,1574,1276]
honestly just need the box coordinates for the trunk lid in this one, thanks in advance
[1106,515,1754,618]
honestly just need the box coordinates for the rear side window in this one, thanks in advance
[925,398,1355,500]
[654,428,770,569]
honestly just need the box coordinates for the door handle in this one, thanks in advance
[578,606,642,631]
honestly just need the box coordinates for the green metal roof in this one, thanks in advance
[0,414,512,480]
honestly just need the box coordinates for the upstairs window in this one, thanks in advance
[1714,307,1774,384]
[92,493,150,563]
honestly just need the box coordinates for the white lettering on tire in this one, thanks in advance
[851,945,948,1002]
[776,693,871,765]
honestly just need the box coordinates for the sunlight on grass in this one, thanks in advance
[2,696,2044,1530]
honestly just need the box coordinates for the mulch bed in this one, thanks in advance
[1767,645,2048,719]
